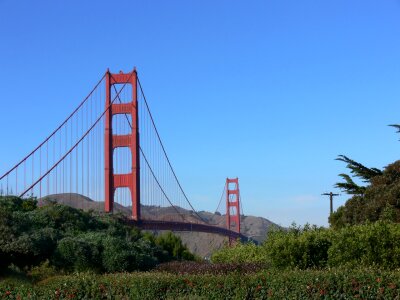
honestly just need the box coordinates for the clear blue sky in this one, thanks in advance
[1,0,400,227]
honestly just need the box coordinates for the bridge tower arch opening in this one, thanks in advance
[226,177,241,243]
[104,69,140,220]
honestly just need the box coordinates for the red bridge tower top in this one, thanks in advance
[104,69,140,220]
[226,177,241,243]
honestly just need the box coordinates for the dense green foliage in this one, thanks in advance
[1,268,399,299]
[328,221,400,269]
[331,133,400,228]
[144,231,196,261]
[212,240,269,264]
[212,222,400,270]
[334,154,383,196]
[0,196,195,274]
[331,159,400,228]
[155,261,264,274]
[263,224,331,269]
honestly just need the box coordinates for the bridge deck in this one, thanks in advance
[126,219,249,242]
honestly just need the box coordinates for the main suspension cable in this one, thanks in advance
[137,77,207,224]
[112,84,187,222]
[0,74,106,181]
[19,72,131,197]
[215,181,226,213]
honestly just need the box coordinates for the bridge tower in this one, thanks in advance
[104,69,140,220]
[226,177,241,243]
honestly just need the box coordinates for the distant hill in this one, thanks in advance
[40,193,280,257]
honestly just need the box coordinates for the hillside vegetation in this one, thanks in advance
[0,196,195,276]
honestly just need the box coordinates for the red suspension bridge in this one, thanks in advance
[0,69,248,242]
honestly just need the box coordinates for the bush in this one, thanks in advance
[212,224,331,269]
[154,231,196,262]
[155,261,264,275]
[212,222,400,270]
[54,235,102,272]
[328,221,400,269]
[264,224,331,269]
[211,241,269,264]
[0,196,196,274]
[28,260,59,282]
[1,269,400,299]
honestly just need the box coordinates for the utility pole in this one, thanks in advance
[322,192,340,216]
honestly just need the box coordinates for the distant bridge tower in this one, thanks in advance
[104,69,140,220]
[226,177,241,243]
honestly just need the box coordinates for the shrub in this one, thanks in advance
[264,224,331,269]
[211,241,268,264]
[28,260,59,282]
[212,222,400,270]
[1,268,400,299]
[155,261,265,275]
[54,236,102,272]
[328,221,400,269]
[0,196,196,274]
[155,231,195,262]
[212,224,331,269]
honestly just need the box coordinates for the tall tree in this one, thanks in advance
[334,155,382,196]
[330,126,400,228]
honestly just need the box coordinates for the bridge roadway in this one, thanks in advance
[126,219,250,242]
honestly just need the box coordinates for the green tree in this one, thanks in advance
[155,231,195,261]
[331,159,400,228]
[334,155,382,196]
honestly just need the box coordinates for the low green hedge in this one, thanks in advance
[1,268,399,299]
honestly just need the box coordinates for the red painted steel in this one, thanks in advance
[104,69,140,220]
[226,178,241,243]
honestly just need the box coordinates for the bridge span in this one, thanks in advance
[0,69,250,244]
[128,220,250,242]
